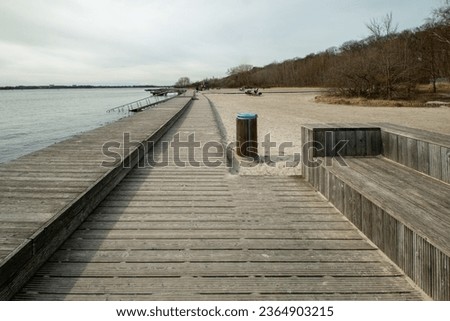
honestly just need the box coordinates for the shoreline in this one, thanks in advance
[3,87,450,166]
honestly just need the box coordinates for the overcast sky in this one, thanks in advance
[0,0,444,86]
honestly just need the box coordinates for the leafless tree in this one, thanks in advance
[214,8,449,98]
[227,64,253,75]
[174,77,190,87]
[429,0,450,45]
[366,12,398,39]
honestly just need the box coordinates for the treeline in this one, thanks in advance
[211,4,450,99]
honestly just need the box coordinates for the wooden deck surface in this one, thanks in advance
[301,122,450,300]
[0,95,192,299]
[14,95,428,300]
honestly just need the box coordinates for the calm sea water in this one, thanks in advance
[0,88,152,164]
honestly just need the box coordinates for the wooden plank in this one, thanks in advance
[356,130,366,156]
[343,184,352,220]
[442,147,450,184]
[324,130,334,157]
[13,292,426,301]
[380,130,389,156]
[328,172,336,207]
[374,123,450,148]
[98,200,236,207]
[371,129,382,155]
[351,187,362,230]
[361,196,372,239]
[319,165,326,195]
[312,165,319,190]
[397,135,408,166]
[312,130,326,159]
[356,158,450,208]
[388,133,398,162]
[302,127,311,180]
[35,262,402,278]
[344,130,356,157]
[383,211,397,261]
[396,222,405,271]
[406,138,418,170]
[429,144,443,180]
[417,140,430,175]
[86,213,348,223]
[70,229,361,240]
[334,177,344,213]
[371,206,383,249]
[59,238,376,251]
[18,276,421,294]
[49,249,384,263]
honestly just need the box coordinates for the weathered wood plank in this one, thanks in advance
[358,158,450,207]
[380,130,389,156]
[397,135,408,166]
[13,292,426,301]
[70,229,361,240]
[86,213,347,222]
[18,276,422,294]
[59,238,376,251]
[388,133,398,162]
[350,158,450,215]
[356,130,366,156]
[49,249,383,263]
[429,144,443,180]
[375,123,450,148]
[35,261,402,277]
[406,138,418,170]
[417,140,430,175]
[79,221,355,230]
[442,147,450,184]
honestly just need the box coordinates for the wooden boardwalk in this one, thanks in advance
[0,94,193,299]
[14,96,427,300]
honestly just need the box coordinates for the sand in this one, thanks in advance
[204,88,450,175]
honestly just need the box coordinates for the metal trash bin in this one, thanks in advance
[236,112,258,158]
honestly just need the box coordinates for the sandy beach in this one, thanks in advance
[205,88,450,175]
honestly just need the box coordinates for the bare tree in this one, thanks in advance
[227,64,253,75]
[174,77,190,87]
[366,12,398,39]
[366,13,402,99]
[429,0,450,45]
[213,8,448,96]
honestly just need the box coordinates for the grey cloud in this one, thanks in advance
[0,0,443,86]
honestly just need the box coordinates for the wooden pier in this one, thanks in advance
[0,94,193,299]
[3,95,428,300]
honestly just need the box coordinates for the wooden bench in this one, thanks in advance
[301,123,450,301]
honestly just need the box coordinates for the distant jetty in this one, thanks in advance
[145,88,186,96]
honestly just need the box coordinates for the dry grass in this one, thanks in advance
[314,96,432,107]
[315,84,450,108]
[417,83,450,93]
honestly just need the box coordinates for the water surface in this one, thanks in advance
[0,88,151,163]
